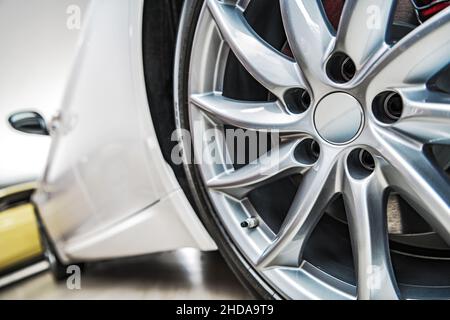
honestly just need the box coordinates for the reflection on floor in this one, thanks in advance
[0,249,253,300]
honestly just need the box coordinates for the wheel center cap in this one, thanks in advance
[314,92,363,144]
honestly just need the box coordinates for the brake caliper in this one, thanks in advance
[411,0,450,22]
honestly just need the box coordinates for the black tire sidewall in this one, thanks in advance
[36,208,83,281]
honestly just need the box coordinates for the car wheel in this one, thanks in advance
[174,0,450,299]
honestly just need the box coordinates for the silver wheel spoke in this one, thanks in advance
[257,151,340,268]
[343,171,399,300]
[375,128,450,244]
[208,140,309,199]
[369,9,450,89]
[395,87,450,144]
[191,93,305,132]
[280,0,334,88]
[335,0,395,69]
[206,0,304,98]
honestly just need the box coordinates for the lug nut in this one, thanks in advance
[294,139,320,165]
[383,92,403,121]
[372,91,403,124]
[326,53,356,83]
[358,150,375,171]
[241,218,259,229]
[348,149,376,179]
[284,88,311,114]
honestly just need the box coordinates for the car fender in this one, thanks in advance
[34,0,216,263]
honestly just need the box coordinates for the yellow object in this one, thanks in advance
[0,204,43,270]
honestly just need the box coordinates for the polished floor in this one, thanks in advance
[0,249,252,300]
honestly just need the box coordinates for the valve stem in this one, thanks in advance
[241,218,259,229]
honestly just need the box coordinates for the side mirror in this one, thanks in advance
[9,111,49,136]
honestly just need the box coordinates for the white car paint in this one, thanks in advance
[31,0,216,262]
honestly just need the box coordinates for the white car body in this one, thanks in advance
[22,0,216,263]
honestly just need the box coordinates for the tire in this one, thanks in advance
[41,233,70,281]
[142,0,272,297]
[37,213,84,281]
[174,0,276,299]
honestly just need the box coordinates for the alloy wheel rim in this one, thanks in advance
[186,0,450,299]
